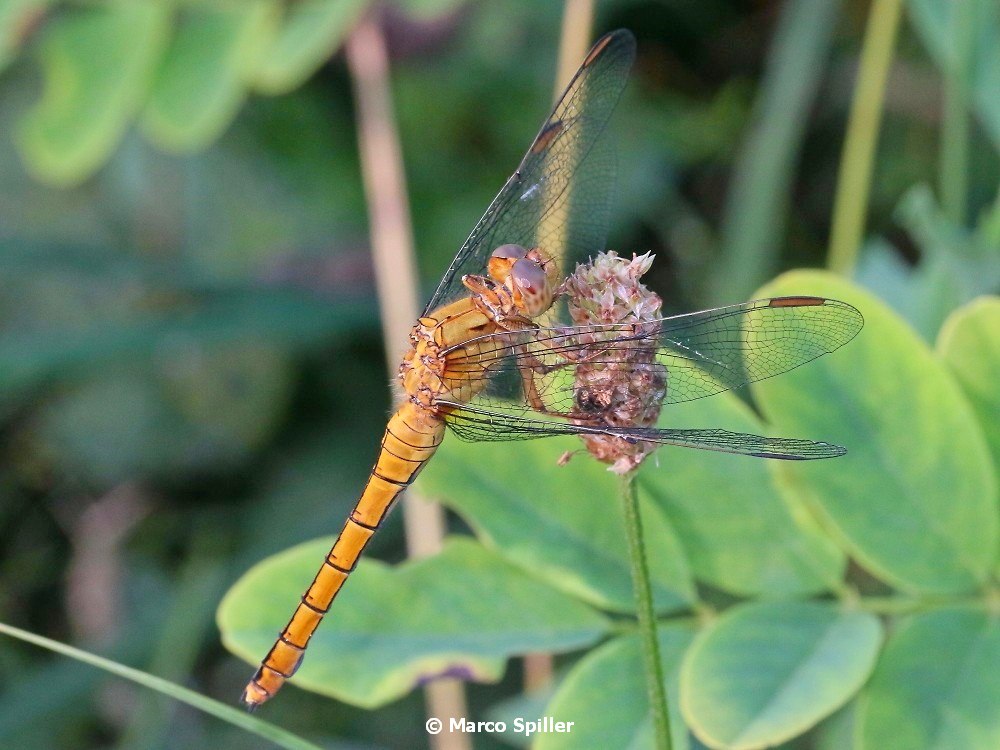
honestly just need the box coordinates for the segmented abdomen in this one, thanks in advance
[241,402,444,708]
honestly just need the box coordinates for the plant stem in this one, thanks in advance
[827,0,903,274]
[939,0,974,226]
[0,622,322,750]
[619,473,672,750]
[553,0,595,97]
[711,0,842,303]
[858,594,988,616]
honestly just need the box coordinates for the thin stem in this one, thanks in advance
[827,0,903,274]
[345,16,421,370]
[553,0,595,97]
[0,622,322,750]
[855,594,992,616]
[711,0,842,303]
[939,0,973,226]
[619,473,672,750]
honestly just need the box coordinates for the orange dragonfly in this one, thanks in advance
[241,29,863,708]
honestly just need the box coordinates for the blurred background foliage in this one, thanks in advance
[0,0,997,749]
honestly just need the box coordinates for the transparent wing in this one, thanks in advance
[435,296,863,456]
[444,410,846,460]
[422,30,636,316]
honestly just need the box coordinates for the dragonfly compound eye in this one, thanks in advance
[511,258,552,316]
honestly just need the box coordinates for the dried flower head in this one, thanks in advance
[559,251,666,474]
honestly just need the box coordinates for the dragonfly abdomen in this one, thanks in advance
[241,402,444,709]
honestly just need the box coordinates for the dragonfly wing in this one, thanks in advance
[622,427,846,459]
[422,30,636,316]
[441,407,845,460]
[440,295,863,419]
[443,406,579,442]
[656,296,863,403]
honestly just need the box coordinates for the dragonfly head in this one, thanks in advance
[488,244,555,318]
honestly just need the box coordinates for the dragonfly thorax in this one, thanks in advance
[399,319,447,410]
[399,296,504,414]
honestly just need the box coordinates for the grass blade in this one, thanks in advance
[0,622,322,750]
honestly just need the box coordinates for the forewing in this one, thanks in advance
[437,295,863,431]
[422,30,636,316]
[656,296,864,403]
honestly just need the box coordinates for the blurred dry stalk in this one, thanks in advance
[522,0,596,695]
[827,0,903,274]
[554,0,595,96]
[62,483,150,645]
[345,13,468,750]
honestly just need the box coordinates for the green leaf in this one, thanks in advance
[938,296,1000,474]
[417,435,696,614]
[218,537,611,708]
[251,0,370,94]
[141,2,277,152]
[858,606,1000,750]
[642,392,845,597]
[538,626,694,750]
[0,622,322,750]
[907,0,1000,152]
[16,3,171,185]
[752,271,998,594]
[681,601,882,750]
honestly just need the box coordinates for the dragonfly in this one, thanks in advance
[241,29,863,708]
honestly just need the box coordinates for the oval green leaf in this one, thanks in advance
[858,605,1000,750]
[417,435,695,614]
[16,3,171,185]
[681,601,882,750]
[251,0,370,94]
[642,392,845,597]
[937,296,1000,473]
[141,2,277,152]
[537,626,694,750]
[752,271,998,593]
[218,537,610,708]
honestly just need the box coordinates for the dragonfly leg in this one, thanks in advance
[517,356,551,413]
[513,352,606,423]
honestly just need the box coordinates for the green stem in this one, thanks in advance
[939,0,974,226]
[619,473,672,750]
[0,622,320,750]
[827,0,903,274]
[857,594,993,616]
